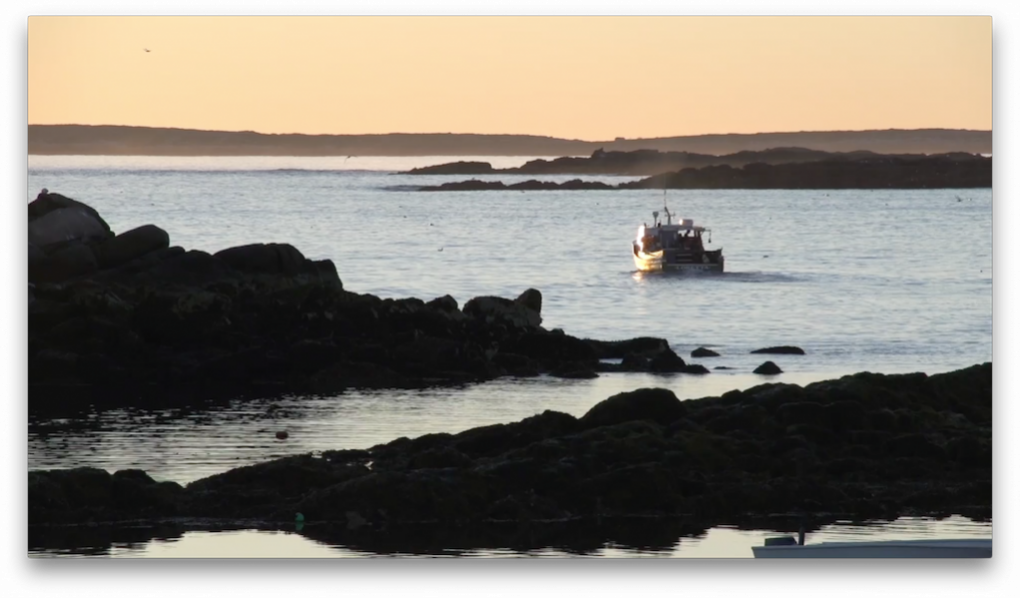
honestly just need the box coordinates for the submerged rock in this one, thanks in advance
[751,346,806,355]
[753,361,784,375]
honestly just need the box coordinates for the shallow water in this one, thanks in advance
[27,155,993,556]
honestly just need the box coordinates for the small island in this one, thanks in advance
[414,154,991,191]
[404,147,989,177]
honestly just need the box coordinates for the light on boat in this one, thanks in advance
[636,225,645,249]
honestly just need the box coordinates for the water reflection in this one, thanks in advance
[28,515,991,558]
[29,372,840,485]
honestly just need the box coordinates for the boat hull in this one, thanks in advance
[632,246,724,273]
[751,538,992,558]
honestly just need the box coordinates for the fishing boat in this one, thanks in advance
[751,536,992,558]
[632,202,723,273]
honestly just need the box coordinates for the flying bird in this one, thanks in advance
[144,48,151,53]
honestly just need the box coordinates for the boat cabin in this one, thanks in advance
[637,219,708,254]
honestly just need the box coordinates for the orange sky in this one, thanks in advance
[27,16,991,140]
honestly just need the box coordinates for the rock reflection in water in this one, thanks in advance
[29,514,991,558]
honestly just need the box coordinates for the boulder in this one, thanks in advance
[580,387,686,428]
[97,224,170,269]
[649,347,686,373]
[28,191,111,231]
[28,207,112,249]
[463,294,542,329]
[515,288,542,315]
[426,294,459,313]
[214,243,307,275]
[754,361,783,375]
[691,347,720,357]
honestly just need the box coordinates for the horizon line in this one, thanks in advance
[27,123,992,143]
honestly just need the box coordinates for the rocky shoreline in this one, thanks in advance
[30,362,992,529]
[28,191,723,412]
[414,155,991,191]
[27,190,992,541]
[405,147,989,177]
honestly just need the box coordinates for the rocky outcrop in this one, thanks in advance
[691,347,720,357]
[623,156,992,190]
[751,346,805,355]
[419,179,614,192]
[30,193,690,411]
[415,155,992,191]
[754,361,784,375]
[29,364,993,528]
[404,147,990,177]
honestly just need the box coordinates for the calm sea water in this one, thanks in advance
[27,155,993,556]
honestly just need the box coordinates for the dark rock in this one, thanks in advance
[946,436,991,469]
[184,454,368,518]
[308,361,410,393]
[505,331,597,364]
[287,340,345,375]
[29,348,81,383]
[214,242,308,275]
[751,346,806,355]
[585,337,669,359]
[680,364,711,374]
[649,347,687,372]
[753,361,783,375]
[491,352,540,377]
[515,288,542,315]
[824,400,868,431]
[452,410,579,457]
[29,207,111,249]
[550,364,599,379]
[868,408,899,431]
[97,224,170,269]
[133,289,233,344]
[580,388,686,429]
[31,243,98,283]
[294,468,496,523]
[620,352,651,371]
[407,161,496,175]
[463,294,541,328]
[425,294,459,313]
[776,402,827,427]
[408,446,473,470]
[691,347,720,357]
[28,191,112,233]
[885,434,947,461]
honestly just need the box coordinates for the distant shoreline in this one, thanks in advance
[28,125,992,157]
[415,155,992,191]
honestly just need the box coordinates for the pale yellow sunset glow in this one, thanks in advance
[28,16,991,140]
